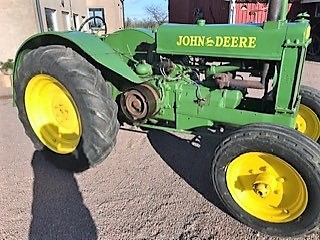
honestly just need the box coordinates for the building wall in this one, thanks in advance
[0,0,39,61]
[0,0,124,62]
[38,0,87,31]
[0,0,88,62]
[86,0,124,33]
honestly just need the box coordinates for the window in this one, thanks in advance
[45,8,58,31]
[62,11,71,31]
[88,8,105,28]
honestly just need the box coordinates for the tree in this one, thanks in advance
[125,17,158,29]
[125,17,133,28]
[124,2,168,30]
[145,4,168,26]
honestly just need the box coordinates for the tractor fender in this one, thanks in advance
[14,31,150,85]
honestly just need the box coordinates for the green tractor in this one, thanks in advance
[13,0,320,237]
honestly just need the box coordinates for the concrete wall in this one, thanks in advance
[0,0,39,61]
[86,0,124,33]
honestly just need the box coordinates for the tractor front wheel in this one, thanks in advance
[212,123,320,237]
[15,45,119,171]
[296,85,320,142]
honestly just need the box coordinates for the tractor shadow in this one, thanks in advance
[147,129,230,211]
[29,151,97,240]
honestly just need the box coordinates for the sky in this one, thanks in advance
[124,0,168,20]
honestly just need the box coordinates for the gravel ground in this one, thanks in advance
[0,61,320,240]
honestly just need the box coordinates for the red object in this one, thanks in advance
[169,0,294,24]
[235,2,269,23]
[235,2,293,23]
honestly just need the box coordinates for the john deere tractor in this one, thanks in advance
[13,0,320,237]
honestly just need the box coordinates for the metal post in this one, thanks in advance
[228,0,236,24]
[121,0,125,29]
[69,0,74,30]
[34,0,44,32]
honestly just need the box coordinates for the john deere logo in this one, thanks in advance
[176,36,257,48]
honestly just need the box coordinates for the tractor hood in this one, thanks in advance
[156,21,310,61]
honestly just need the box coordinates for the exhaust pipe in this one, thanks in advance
[267,0,288,21]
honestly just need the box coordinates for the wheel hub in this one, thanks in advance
[252,172,277,198]
[53,102,69,123]
[253,183,269,198]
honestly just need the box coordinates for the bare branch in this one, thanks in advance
[145,4,168,25]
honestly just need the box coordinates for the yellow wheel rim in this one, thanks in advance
[25,74,82,154]
[226,152,308,223]
[296,104,320,141]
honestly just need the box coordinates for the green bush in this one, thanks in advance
[0,59,14,74]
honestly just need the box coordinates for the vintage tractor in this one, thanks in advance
[12,0,320,237]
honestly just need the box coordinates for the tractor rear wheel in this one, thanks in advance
[15,45,119,171]
[296,85,320,142]
[212,123,320,237]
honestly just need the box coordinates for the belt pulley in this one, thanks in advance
[120,84,159,123]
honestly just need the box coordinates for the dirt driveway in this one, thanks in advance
[1,62,320,240]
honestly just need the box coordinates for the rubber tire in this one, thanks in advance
[15,45,119,172]
[212,123,320,237]
[300,85,320,143]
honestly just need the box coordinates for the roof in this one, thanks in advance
[225,0,297,2]
[301,0,320,3]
